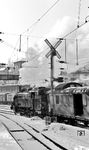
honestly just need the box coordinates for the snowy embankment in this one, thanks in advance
[0,122,22,150]
[0,110,89,150]
[20,116,89,150]
[42,123,89,150]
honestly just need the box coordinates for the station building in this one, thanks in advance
[0,60,26,103]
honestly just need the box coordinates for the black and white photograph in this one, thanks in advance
[0,0,89,150]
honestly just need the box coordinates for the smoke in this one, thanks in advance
[19,16,89,85]
[20,45,49,86]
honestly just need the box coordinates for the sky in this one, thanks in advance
[0,0,89,85]
[0,0,88,63]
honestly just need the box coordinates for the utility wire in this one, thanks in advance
[26,19,89,64]
[9,37,20,61]
[0,32,20,36]
[26,47,49,62]
[4,0,87,64]
[4,0,61,58]
[1,40,18,51]
[57,19,89,40]
[0,0,61,36]
[22,0,61,35]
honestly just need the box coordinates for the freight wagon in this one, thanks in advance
[48,82,89,126]
[0,92,14,104]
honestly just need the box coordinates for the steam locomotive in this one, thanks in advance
[11,82,89,126]
[11,87,48,117]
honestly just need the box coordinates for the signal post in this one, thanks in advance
[45,38,63,115]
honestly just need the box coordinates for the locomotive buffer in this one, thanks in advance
[45,38,63,115]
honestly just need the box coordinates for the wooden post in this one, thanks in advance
[50,50,54,115]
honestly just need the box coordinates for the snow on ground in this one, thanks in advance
[0,105,89,150]
[0,104,10,109]
[0,104,13,112]
[9,114,89,150]
[43,122,89,150]
[0,121,22,150]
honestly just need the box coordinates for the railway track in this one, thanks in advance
[0,105,15,115]
[0,108,89,150]
[0,107,89,130]
[0,109,14,115]
[0,113,68,150]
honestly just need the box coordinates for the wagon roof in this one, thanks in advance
[55,82,82,91]
[62,86,89,94]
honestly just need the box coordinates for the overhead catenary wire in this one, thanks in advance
[56,18,89,66]
[57,20,89,41]
[2,34,89,53]
[22,0,61,35]
[0,11,89,61]
[25,37,89,65]
[1,40,18,51]
[0,32,20,36]
[26,47,49,62]
[0,0,61,38]
[1,0,88,66]
[9,37,21,61]
[0,0,85,42]
[7,0,61,60]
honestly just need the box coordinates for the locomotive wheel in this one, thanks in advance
[20,112,24,116]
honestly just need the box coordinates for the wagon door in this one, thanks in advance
[73,94,83,116]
